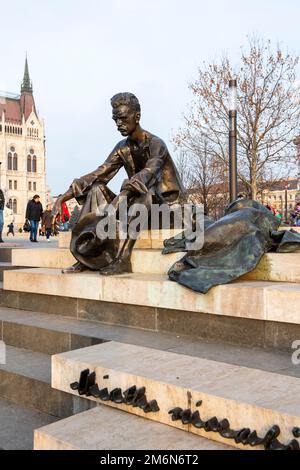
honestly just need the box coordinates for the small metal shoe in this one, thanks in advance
[247,430,264,447]
[142,399,160,413]
[268,439,300,451]
[204,417,220,433]
[110,388,124,404]
[181,409,192,425]
[168,407,183,421]
[191,410,204,429]
[234,428,251,444]
[132,387,146,407]
[136,395,148,409]
[88,383,101,398]
[77,369,90,395]
[123,386,137,405]
[292,427,300,438]
[85,372,96,396]
[70,381,79,391]
[99,387,110,401]
[262,425,281,449]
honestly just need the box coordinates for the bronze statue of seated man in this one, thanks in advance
[53,92,184,275]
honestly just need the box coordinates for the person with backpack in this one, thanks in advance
[25,195,43,242]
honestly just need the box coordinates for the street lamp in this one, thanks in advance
[229,79,237,202]
[285,183,291,224]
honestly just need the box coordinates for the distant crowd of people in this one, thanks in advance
[265,202,300,225]
[237,193,300,226]
[25,194,71,242]
[0,188,76,244]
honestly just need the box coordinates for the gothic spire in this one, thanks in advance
[21,55,33,94]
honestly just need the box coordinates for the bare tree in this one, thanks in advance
[175,35,300,201]
[176,136,228,216]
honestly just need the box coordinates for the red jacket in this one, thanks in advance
[56,202,70,222]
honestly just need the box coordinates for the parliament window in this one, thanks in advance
[8,152,12,170]
[27,155,32,172]
[9,180,12,190]
[13,153,18,171]
[28,182,32,191]
[14,180,17,190]
[13,199,17,214]
[33,182,36,191]
[8,198,17,213]
[32,155,37,172]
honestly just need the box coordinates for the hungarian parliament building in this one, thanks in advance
[0,58,49,227]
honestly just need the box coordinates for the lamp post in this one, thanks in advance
[285,183,291,224]
[229,79,237,202]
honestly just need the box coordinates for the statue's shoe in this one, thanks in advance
[62,261,87,274]
[98,258,132,276]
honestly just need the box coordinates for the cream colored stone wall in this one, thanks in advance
[0,110,47,227]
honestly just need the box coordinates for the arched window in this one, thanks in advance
[13,199,17,214]
[27,155,32,172]
[32,155,37,172]
[13,153,18,171]
[8,152,12,170]
[8,198,12,209]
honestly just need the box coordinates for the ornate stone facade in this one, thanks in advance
[0,58,47,227]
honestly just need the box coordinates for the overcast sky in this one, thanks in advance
[1,0,300,195]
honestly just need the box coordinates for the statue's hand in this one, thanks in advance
[52,196,63,218]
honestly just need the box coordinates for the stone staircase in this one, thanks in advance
[0,232,299,450]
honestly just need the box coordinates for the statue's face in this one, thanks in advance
[112,105,140,136]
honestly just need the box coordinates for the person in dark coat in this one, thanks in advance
[42,204,53,241]
[26,195,43,242]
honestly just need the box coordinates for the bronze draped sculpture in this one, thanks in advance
[163,198,300,293]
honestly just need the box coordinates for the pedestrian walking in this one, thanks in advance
[25,195,43,242]
[7,222,14,237]
[42,204,54,242]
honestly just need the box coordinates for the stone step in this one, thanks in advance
[4,268,300,326]
[2,269,300,351]
[58,226,300,249]
[52,341,300,451]
[0,262,23,281]
[11,247,183,274]
[0,307,106,355]
[58,229,183,250]
[0,246,22,263]
[10,247,300,279]
[0,345,94,418]
[34,405,232,450]
[0,306,298,378]
[0,397,58,450]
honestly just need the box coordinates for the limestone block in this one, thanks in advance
[11,248,75,269]
[51,341,300,450]
[34,405,231,450]
[11,247,183,275]
[4,268,300,324]
[58,232,71,249]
